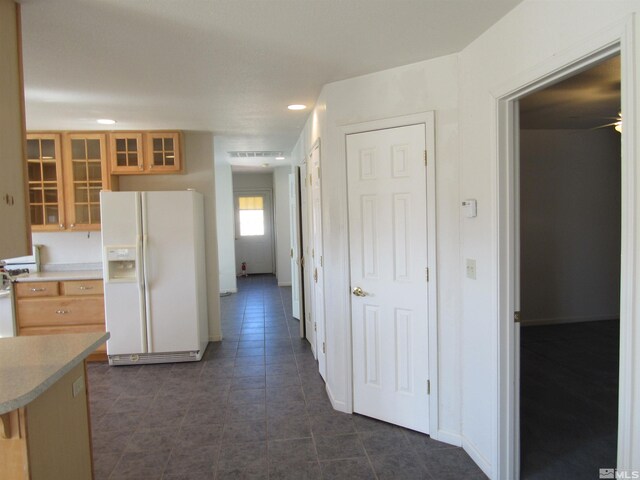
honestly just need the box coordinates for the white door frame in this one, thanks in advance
[341,111,439,437]
[494,17,638,479]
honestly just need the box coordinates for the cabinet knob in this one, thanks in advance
[59,224,65,229]
[70,224,76,228]
[31,287,46,292]
[55,309,69,315]
[79,286,93,290]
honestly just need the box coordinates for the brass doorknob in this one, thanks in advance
[352,286,367,297]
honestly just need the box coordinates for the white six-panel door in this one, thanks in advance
[347,124,430,433]
[289,172,302,323]
[299,162,316,357]
[310,145,327,380]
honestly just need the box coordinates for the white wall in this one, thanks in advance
[232,172,273,190]
[273,167,292,286]
[31,231,102,267]
[118,131,222,341]
[520,129,621,325]
[457,1,640,475]
[290,54,462,441]
[214,154,237,293]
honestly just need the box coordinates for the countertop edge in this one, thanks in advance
[13,270,104,282]
[0,332,110,415]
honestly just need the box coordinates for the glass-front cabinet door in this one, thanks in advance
[109,132,143,174]
[26,133,65,231]
[146,132,182,173]
[63,133,110,230]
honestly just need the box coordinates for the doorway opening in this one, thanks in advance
[518,55,621,478]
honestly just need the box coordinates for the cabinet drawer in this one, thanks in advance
[60,280,103,296]
[15,281,59,298]
[17,296,105,327]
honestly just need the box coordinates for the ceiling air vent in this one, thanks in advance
[228,151,284,158]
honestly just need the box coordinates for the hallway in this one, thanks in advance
[88,275,485,479]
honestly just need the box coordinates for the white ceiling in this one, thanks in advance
[520,55,620,130]
[20,0,522,166]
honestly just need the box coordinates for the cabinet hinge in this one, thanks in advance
[322,342,326,354]
[427,380,431,395]
[424,150,428,166]
[514,311,521,323]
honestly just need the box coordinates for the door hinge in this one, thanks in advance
[290,248,294,258]
[425,267,429,282]
[314,321,317,332]
[427,379,431,395]
[320,255,323,267]
[314,268,318,283]
[424,150,427,166]
[312,248,315,258]
[300,256,305,268]
[514,311,521,323]
[322,342,326,354]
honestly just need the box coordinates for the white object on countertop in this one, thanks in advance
[13,270,103,283]
[1,245,41,272]
[101,191,208,366]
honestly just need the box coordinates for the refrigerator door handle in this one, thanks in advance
[136,234,148,353]
[141,192,154,353]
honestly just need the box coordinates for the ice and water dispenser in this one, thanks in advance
[105,247,137,282]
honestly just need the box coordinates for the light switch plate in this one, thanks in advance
[466,259,477,280]
[72,376,84,398]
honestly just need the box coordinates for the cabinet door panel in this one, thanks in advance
[145,132,182,173]
[26,134,65,231]
[63,133,109,230]
[109,132,143,174]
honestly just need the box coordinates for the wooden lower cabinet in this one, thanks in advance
[16,280,107,361]
[0,363,94,480]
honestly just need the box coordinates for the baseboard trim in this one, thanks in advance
[277,282,292,287]
[521,314,618,326]
[462,435,493,479]
[208,334,222,342]
[434,429,462,447]
[326,382,351,414]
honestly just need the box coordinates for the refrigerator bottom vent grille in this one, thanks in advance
[108,350,202,366]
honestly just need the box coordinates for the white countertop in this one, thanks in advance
[0,332,109,415]
[14,270,103,282]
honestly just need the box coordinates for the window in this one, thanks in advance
[238,196,265,236]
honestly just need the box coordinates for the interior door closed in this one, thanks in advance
[234,191,275,275]
[347,124,430,433]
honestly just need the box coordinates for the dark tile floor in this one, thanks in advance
[520,320,619,479]
[87,274,486,479]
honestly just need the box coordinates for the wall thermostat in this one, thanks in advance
[462,199,477,218]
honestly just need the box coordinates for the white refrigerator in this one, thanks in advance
[100,190,209,365]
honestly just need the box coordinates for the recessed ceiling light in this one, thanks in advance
[275,156,285,160]
[97,118,116,125]
[287,104,306,111]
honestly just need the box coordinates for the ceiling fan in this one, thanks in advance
[591,111,622,132]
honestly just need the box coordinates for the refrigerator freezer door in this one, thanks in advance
[142,191,205,353]
[101,191,147,355]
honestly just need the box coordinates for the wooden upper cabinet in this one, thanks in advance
[62,133,111,230]
[109,131,182,175]
[109,132,144,174]
[26,134,65,231]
